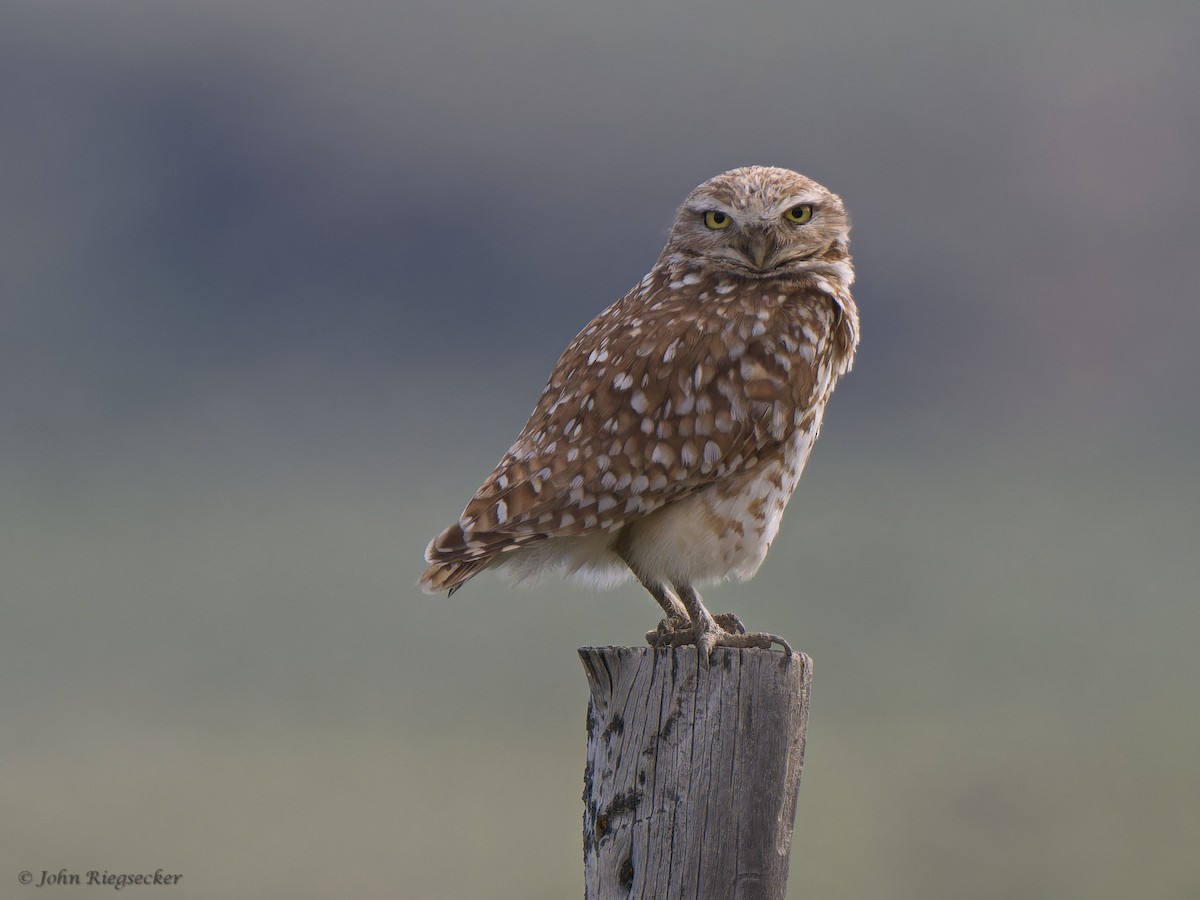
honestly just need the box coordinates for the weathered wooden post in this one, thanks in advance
[579,646,812,900]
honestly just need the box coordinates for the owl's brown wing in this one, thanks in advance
[420,279,845,593]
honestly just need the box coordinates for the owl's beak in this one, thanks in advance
[740,228,776,270]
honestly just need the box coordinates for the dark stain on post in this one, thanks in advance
[604,713,625,739]
[660,712,677,741]
[618,854,635,890]
[604,788,642,820]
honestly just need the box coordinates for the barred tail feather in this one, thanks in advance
[419,556,495,595]
[419,520,542,595]
[418,522,485,594]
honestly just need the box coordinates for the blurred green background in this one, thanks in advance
[3,0,1198,897]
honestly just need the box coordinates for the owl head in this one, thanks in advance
[659,166,850,278]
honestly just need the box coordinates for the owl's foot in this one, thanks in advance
[713,612,747,634]
[647,611,745,645]
[655,586,794,658]
[648,619,792,658]
[645,615,690,647]
[711,613,794,654]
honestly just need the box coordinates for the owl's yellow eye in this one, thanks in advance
[784,205,813,224]
[703,210,732,230]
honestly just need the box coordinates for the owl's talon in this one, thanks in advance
[645,615,691,648]
[646,628,674,648]
[754,631,794,654]
[719,630,793,655]
[713,612,746,634]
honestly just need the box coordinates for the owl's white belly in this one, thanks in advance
[493,421,821,591]
[621,423,819,587]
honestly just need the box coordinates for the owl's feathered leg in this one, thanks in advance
[657,585,793,659]
[615,543,787,654]
[627,577,690,645]
[645,582,688,622]
[613,541,690,641]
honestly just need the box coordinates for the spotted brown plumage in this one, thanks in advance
[420,166,859,657]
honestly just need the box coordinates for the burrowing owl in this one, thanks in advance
[420,166,858,657]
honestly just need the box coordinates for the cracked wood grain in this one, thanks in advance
[580,646,811,900]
